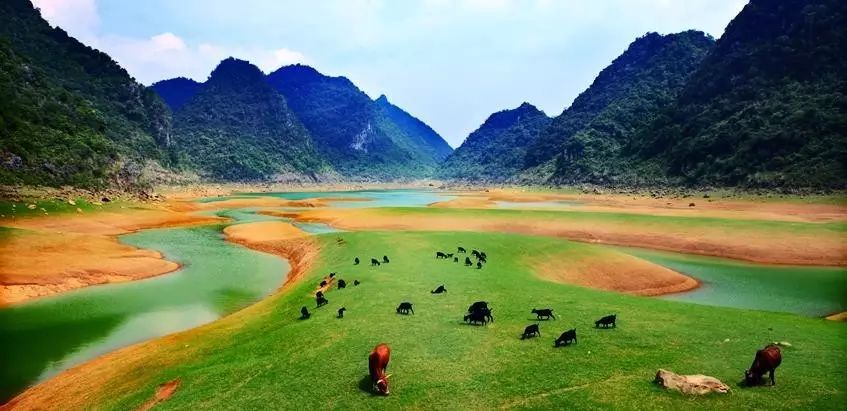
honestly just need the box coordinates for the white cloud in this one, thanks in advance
[32,0,99,42]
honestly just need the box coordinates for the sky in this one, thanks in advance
[32,0,747,147]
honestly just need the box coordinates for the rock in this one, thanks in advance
[76,208,83,213]
[101,197,111,203]
[688,203,696,207]
[654,369,729,395]
[68,199,76,206]
[773,341,792,347]
[27,204,37,210]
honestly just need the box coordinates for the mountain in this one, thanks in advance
[267,64,451,178]
[630,0,847,188]
[172,58,330,181]
[523,31,714,183]
[439,103,550,181]
[151,77,202,111]
[0,0,171,188]
[545,31,715,184]
[374,95,453,162]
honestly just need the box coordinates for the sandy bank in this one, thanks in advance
[0,206,223,306]
[1,225,318,410]
[270,208,845,266]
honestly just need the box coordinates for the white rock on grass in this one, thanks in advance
[654,369,730,395]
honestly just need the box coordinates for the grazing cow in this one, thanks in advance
[354,257,360,265]
[478,255,487,264]
[316,295,329,307]
[522,324,541,339]
[471,250,481,258]
[436,251,447,259]
[316,291,324,299]
[532,308,556,320]
[745,344,782,386]
[396,302,414,315]
[337,307,346,318]
[431,285,447,294]
[464,257,473,266]
[329,272,336,279]
[383,255,390,263]
[453,257,459,263]
[338,279,347,289]
[555,329,577,346]
[464,311,488,325]
[354,280,361,286]
[320,280,328,288]
[476,261,483,269]
[457,247,466,253]
[369,344,392,395]
[300,306,311,319]
[445,253,454,258]
[371,258,381,266]
[480,252,487,260]
[468,301,489,313]
[595,314,617,328]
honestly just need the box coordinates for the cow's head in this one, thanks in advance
[374,374,392,395]
[744,369,759,386]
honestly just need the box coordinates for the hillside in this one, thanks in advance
[172,58,330,181]
[374,95,453,162]
[267,65,450,179]
[150,77,202,111]
[439,103,550,181]
[630,0,847,189]
[522,31,714,183]
[0,0,171,188]
[547,31,715,184]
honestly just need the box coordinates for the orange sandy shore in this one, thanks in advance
[0,221,319,411]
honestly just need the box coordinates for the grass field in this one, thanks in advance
[26,230,844,410]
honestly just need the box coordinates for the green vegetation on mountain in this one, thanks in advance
[629,0,847,189]
[0,0,171,188]
[374,95,453,162]
[267,65,451,179]
[440,103,550,181]
[150,77,202,111]
[172,58,330,181]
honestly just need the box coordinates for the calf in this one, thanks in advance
[480,252,487,260]
[338,279,347,289]
[316,295,329,307]
[371,258,381,266]
[396,302,414,315]
[329,272,336,279]
[745,344,782,386]
[532,308,556,320]
[354,280,361,286]
[464,311,488,325]
[300,306,311,319]
[476,261,483,269]
[464,257,473,266]
[383,255,390,263]
[595,314,616,328]
[457,247,466,253]
[436,251,447,259]
[369,344,392,395]
[522,324,541,339]
[354,257,360,265]
[337,307,346,318]
[453,257,459,263]
[431,285,447,294]
[555,329,577,347]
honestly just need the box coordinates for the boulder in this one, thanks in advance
[654,369,729,395]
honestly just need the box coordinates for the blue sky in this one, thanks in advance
[33,0,747,147]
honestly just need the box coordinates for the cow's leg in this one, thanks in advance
[770,370,775,385]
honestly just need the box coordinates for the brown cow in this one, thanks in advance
[745,344,782,386]
[369,343,392,395]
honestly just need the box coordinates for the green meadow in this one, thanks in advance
[94,231,845,410]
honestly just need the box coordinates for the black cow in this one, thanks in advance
[595,314,617,328]
[464,257,473,266]
[320,280,328,288]
[457,247,466,253]
[316,295,329,307]
[329,272,336,279]
[431,285,447,294]
[300,306,311,319]
[532,308,556,320]
[354,257,360,265]
[522,324,541,339]
[471,250,481,258]
[436,251,447,259]
[476,261,483,269]
[480,252,487,260]
[463,311,488,325]
[396,302,414,315]
[371,258,381,266]
[316,291,324,299]
[338,279,347,289]
[453,257,459,263]
[468,301,489,313]
[354,280,361,286]
[555,329,577,346]
[383,255,390,263]
[478,255,487,264]
[337,307,346,318]
[745,344,782,386]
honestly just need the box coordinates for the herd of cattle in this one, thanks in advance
[300,245,783,396]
